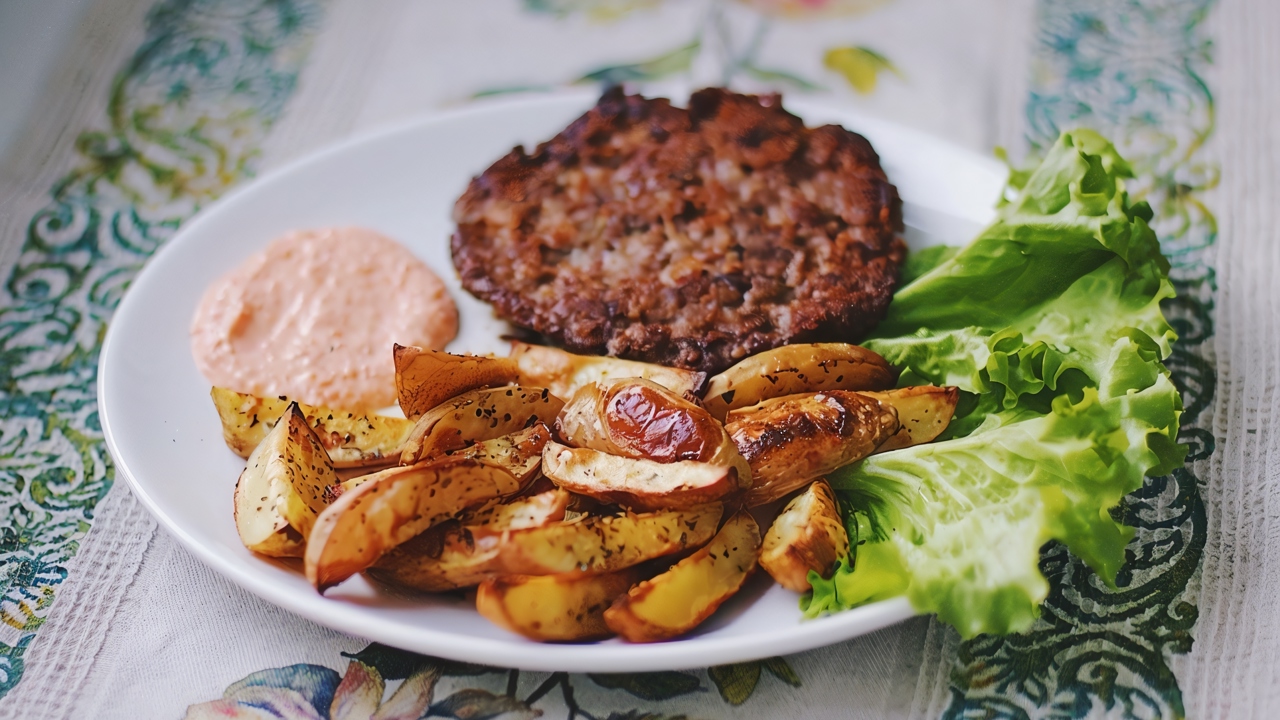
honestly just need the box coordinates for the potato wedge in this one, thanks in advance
[759,480,849,591]
[477,569,641,641]
[394,345,520,420]
[726,391,899,507]
[557,379,752,486]
[510,341,706,402]
[702,344,897,421]
[369,490,570,592]
[604,511,761,642]
[399,386,564,465]
[542,441,739,510]
[212,387,412,468]
[305,457,521,591]
[338,423,552,499]
[464,487,570,534]
[494,503,723,576]
[233,403,339,555]
[448,422,551,486]
[861,386,959,452]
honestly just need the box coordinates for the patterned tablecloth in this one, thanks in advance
[0,0,1274,717]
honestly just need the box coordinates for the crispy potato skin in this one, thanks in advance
[277,404,341,538]
[604,510,761,642]
[399,386,564,465]
[212,387,412,468]
[759,480,849,591]
[394,345,519,420]
[338,423,552,502]
[559,379,721,462]
[542,440,738,510]
[510,341,707,402]
[233,403,338,555]
[476,569,640,641]
[446,422,552,486]
[379,503,721,591]
[558,379,753,487]
[726,390,899,506]
[305,457,521,591]
[702,343,897,421]
[370,490,569,592]
[493,503,723,576]
[860,385,958,452]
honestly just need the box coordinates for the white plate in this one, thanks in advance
[99,91,1006,672]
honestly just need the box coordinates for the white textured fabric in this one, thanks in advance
[1175,0,1280,717]
[260,0,1033,166]
[0,0,150,300]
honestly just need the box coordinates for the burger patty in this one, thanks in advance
[451,87,906,374]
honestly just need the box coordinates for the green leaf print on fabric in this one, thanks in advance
[587,671,703,701]
[707,663,760,706]
[341,642,498,681]
[577,41,701,84]
[707,657,801,705]
[0,0,322,699]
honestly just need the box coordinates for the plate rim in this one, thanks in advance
[99,90,998,672]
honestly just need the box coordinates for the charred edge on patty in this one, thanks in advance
[452,87,906,374]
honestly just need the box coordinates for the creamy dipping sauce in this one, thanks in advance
[190,227,458,411]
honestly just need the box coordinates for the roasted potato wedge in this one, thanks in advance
[232,403,338,554]
[493,503,723,576]
[399,386,563,465]
[542,441,739,510]
[557,379,752,486]
[463,487,570,535]
[477,569,641,641]
[726,391,899,506]
[394,345,519,420]
[604,510,761,642]
[370,489,570,592]
[233,478,304,557]
[510,341,706,402]
[233,403,339,556]
[702,344,897,421]
[212,387,412,468]
[447,422,551,486]
[305,457,521,591]
[339,423,551,499]
[759,480,849,591]
[861,386,959,452]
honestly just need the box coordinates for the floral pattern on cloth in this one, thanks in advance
[509,0,902,95]
[940,1,1218,717]
[0,0,323,698]
[183,643,801,718]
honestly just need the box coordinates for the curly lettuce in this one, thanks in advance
[803,130,1185,638]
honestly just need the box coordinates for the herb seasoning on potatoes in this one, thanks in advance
[221,340,957,642]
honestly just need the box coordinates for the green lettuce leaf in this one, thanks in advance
[804,129,1185,638]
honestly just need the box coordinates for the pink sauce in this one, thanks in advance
[190,227,458,411]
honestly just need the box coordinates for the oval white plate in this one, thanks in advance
[99,91,1006,672]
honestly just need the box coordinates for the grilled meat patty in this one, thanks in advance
[451,87,906,374]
